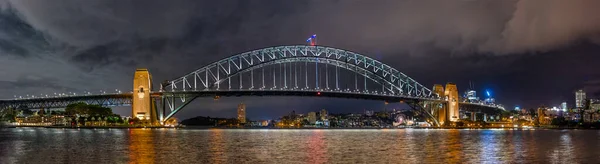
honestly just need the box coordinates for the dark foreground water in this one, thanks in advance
[1,128,599,164]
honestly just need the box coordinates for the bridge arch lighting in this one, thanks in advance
[0,45,504,127]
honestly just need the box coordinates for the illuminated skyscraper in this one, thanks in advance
[464,90,478,102]
[561,102,567,111]
[576,89,586,108]
[237,103,246,124]
[445,83,459,122]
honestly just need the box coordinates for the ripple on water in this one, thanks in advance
[0,128,599,163]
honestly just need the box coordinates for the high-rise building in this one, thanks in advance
[465,90,478,102]
[576,90,586,108]
[237,103,246,124]
[320,109,328,120]
[308,112,317,124]
[445,83,459,122]
[561,102,567,111]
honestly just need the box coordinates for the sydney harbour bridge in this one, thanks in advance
[0,45,504,127]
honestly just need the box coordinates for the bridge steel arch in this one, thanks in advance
[159,45,443,126]
[164,45,433,97]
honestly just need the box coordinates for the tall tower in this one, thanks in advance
[133,69,157,124]
[445,83,459,122]
[576,89,586,108]
[433,84,447,125]
[237,103,246,124]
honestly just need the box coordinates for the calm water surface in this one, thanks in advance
[1,128,599,164]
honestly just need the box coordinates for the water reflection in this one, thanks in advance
[549,132,575,162]
[128,129,155,164]
[208,129,226,163]
[444,130,463,163]
[307,130,328,164]
[1,128,600,163]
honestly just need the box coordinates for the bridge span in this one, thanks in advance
[0,45,504,127]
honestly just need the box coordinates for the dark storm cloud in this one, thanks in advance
[1,0,600,117]
[0,8,49,57]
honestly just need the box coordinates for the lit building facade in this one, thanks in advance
[464,90,478,102]
[237,103,246,124]
[445,83,459,122]
[576,89,586,108]
[308,112,317,124]
[320,109,328,120]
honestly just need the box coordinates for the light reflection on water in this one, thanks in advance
[0,128,599,163]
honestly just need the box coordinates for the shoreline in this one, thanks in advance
[2,125,599,130]
[1,125,179,129]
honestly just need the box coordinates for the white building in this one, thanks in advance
[576,89,586,108]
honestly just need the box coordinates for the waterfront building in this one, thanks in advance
[576,89,586,108]
[320,109,328,120]
[308,112,317,124]
[537,108,550,125]
[365,110,374,117]
[591,103,600,110]
[237,103,246,124]
[583,110,600,123]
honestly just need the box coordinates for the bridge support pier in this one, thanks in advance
[407,100,441,127]
[133,69,158,125]
[445,83,459,122]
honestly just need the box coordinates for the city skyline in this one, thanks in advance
[1,1,600,119]
[3,1,600,163]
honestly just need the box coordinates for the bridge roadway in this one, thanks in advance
[1,89,502,113]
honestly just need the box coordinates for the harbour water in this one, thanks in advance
[0,128,599,163]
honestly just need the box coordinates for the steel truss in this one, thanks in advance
[157,45,442,123]
[0,94,132,110]
[163,45,433,97]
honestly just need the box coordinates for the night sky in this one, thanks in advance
[1,0,599,120]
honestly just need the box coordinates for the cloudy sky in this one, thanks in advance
[1,0,599,120]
